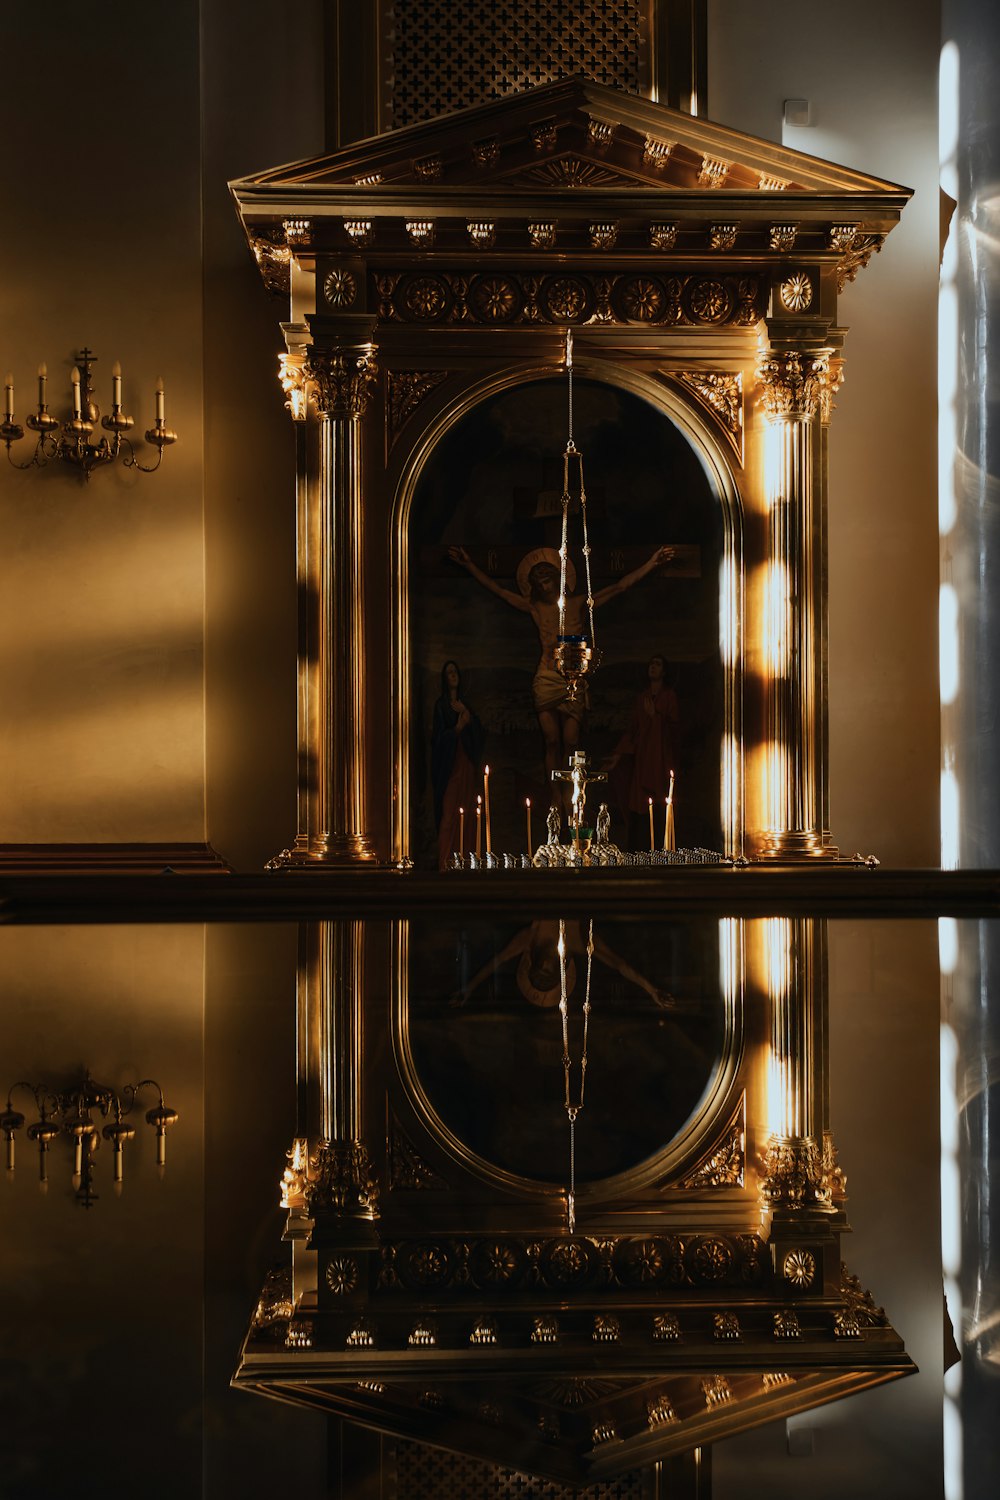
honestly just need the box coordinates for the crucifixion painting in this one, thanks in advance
[448,540,676,795]
[408,376,723,863]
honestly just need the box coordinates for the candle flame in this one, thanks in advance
[525,797,531,808]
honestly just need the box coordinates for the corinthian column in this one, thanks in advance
[272,313,379,866]
[758,916,829,1211]
[755,344,842,859]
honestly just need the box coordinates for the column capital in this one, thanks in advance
[304,313,379,419]
[278,322,310,423]
[759,1134,832,1210]
[307,1139,380,1220]
[756,347,844,422]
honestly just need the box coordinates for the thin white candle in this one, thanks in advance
[648,796,654,852]
[3,374,13,421]
[37,362,47,409]
[112,360,122,409]
[483,764,492,855]
[458,806,465,855]
[525,797,532,855]
[71,367,81,417]
[155,376,164,422]
[475,795,482,859]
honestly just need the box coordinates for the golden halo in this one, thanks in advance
[516,547,577,599]
[516,949,576,1008]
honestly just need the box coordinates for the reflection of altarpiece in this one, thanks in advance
[230,77,913,1494]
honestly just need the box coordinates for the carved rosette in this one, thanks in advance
[759,1135,830,1209]
[305,345,378,418]
[756,350,841,421]
[307,1140,380,1219]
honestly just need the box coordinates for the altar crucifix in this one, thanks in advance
[448,540,678,795]
[551,749,605,839]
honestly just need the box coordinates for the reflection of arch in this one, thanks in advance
[390,358,745,860]
[391,919,745,1206]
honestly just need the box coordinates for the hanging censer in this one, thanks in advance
[557,917,595,1235]
[553,330,601,703]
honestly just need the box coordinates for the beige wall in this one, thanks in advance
[709,2,943,1495]
[0,2,206,843]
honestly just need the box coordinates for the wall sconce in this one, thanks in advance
[1,1072,178,1207]
[1,348,177,478]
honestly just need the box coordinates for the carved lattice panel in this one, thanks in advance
[391,1440,650,1499]
[385,1,648,127]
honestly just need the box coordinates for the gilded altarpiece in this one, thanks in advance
[230,80,913,1494]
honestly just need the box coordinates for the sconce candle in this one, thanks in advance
[458,805,465,856]
[483,764,492,856]
[2,347,176,477]
[526,797,532,855]
[3,1073,178,1208]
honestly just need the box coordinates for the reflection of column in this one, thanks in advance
[756,346,842,859]
[759,916,830,1210]
[307,919,377,1221]
[274,313,379,865]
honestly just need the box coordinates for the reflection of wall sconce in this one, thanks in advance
[1,348,177,478]
[1,1072,178,1207]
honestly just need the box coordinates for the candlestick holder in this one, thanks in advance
[2,348,177,479]
[2,1070,178,1207]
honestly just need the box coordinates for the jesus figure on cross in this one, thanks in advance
[448,542,675,796]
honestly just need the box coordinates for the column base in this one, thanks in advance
[756,831,839,860]
[267,833,379,868]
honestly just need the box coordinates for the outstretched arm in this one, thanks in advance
[450,926,533,1006]
[593,545,676,607]
[448,545,530,611]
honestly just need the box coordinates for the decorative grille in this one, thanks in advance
[384,1,650,128]
[390,1439,650,1499]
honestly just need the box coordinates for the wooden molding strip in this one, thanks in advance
[0,843,232,876]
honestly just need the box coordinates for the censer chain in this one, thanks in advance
[558,918,594,1235]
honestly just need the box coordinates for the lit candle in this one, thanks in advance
[475,795,482,858]
[155,376,165,422]
[3,373,13,421]
[458,805,465,855]
[71,366,81,417]
[483,764,492,855]
[664,770,676,853]
[112,359,122,409]
[648,796,655,851]
[37,362,47,410]
[525,797,532,855]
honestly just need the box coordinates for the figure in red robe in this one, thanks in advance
[432,660,486,868]
[605,655,679,844]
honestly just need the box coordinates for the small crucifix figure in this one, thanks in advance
[551,750,606,839]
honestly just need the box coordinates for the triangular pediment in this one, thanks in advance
[232,75,908,202]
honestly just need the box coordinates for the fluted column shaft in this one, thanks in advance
[756,345,841,859]
[274,313,379,866]
[760,916,830,1211]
